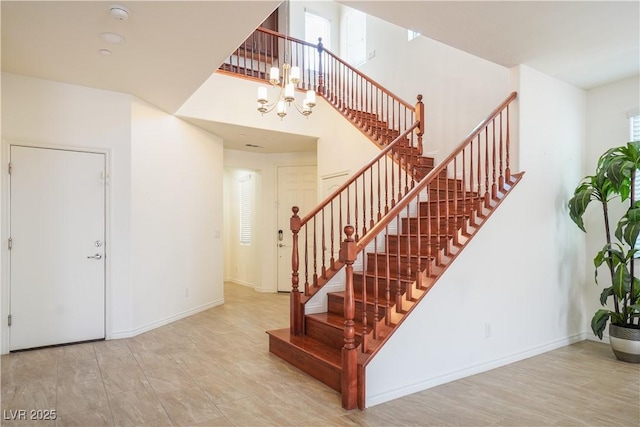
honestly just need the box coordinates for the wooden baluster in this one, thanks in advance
[405,204,412,302]
[506,105,511,182]
[376,161,381,222]
[330,200,335,269]
[354,180,359,241]
[304,225,309,294]
[484,127,490,208]
[361,242,368,354]
[317,38,324,96]
[290,207,303,335]
[313,217,318,286]
[462,148,469,234]
[443,164,449,259]
[395,212,402,312]
[476,135,482,214]
[362,173,368,236]
[426,182,432,276]
[491,119,497,200]
[373,234,379,339]
[346,187,351,229]
[384,156,389,213]
[416,95,424,156]
[385,224,391,326]
[469,138,476,225]
[416,190,422,289]
[499,111,505,191]
[370,165,375,229]
[340,225,357,410]
[339,193,343,260]
[391,149,396,208]
[321,209,326,278]
[453,157,460,247]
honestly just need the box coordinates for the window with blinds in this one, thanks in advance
[631,113,640,141]
[239,174,252,245]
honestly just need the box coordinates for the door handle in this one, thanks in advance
[278,244,286,248]
[87,254,102,260]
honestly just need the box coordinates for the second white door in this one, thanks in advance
[276,165,317,292]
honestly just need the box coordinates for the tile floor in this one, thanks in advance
[1,282,639,426]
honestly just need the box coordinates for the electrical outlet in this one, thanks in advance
[484,322,492,338]
[368,49,376,60]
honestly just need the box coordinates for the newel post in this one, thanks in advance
[340,225,357,409]
[317,37,325,96]
[290,207,304,335]
[416,94,424,155]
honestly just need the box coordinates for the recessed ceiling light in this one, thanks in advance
[99,49,112,56]
[109,5,129,21]
[239,134,246,138]
[245,144,263,148]
[100,32,125,44]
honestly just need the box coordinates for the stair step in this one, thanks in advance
[401,216,466,234]
[327,291,389,324]
[267,328,341,392]
[367,252,433,276]
[305,312,364,349]
[353,272,413,296]
[386,234,451,255]
[419,198,480,215]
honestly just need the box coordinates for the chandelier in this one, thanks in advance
[256,1,317,119]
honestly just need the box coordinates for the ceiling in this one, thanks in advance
[2,1,638,153]
[339,0,639,90]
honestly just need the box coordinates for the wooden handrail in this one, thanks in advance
[320,49,414,111]
[355,91,517,252]
[299,122,420,225]
[255,26,318,49]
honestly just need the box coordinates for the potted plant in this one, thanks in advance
[568,141,640,363]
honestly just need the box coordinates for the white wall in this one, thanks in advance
[130,98,224,334]
[1,73,133,350]
[350,12,511,164]
[582,76,640,340]
[366,65,586,407]
[289,0,342,52]
[224,149,317,293]
[178,72,379,185]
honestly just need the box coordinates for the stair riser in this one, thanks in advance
[366,254,428,277]
[268,335,341,392]
[353,274,407,299]
[305,316,362,349]
[327,294,388,325]
[401,217,466,234]
[386,235,447,255]
[420,200,477,216]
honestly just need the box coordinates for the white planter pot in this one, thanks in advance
[609,324,640,363]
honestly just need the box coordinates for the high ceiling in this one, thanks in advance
[340,0,639,90]
[2,1,638,152]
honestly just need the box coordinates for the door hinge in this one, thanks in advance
[8,314,12,327]
[8,237,12,250]
[8,162,12,175]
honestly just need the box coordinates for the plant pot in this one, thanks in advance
[609,324,640,363]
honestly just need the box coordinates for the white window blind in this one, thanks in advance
[631,114,640,141]
[239,174,252,245]
[408,30,421,41]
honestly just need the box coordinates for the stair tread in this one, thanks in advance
[266,328,342,369]
[306,312,367,336]
[329,290,397,307]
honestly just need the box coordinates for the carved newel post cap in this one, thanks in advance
[417,94,423,102]
[292,206,299,216]
[344,225,355,241]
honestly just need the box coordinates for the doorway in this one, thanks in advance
[276,165,317,292]
[9,145,106,351]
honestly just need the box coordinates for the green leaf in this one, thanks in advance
[610,311,625,325]
[606,157,632,190]
[568,189,594,232]
[591,309,610,339]
[612,264,631,300]
[630,304,640,313]
[599,287,613,306]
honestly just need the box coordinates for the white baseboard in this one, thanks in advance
[366,332,586,407]
[109,298,224,339]
[227,278,257,289]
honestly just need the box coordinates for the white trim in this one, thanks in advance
[586,330,610,342]
[366,332,586,408]
[227,278,259,289]
[110,298,224,339]
[2,139,112,354]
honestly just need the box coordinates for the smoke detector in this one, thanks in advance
[109,5,129,21]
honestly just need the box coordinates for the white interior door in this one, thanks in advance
[9,146,106,351]
[277,165,317,292]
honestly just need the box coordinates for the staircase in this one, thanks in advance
[219,28,524,410]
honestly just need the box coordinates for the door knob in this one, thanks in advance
[278,244,285,248]
[87,254,102,259]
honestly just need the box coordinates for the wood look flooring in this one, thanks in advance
[1,282,638,426]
